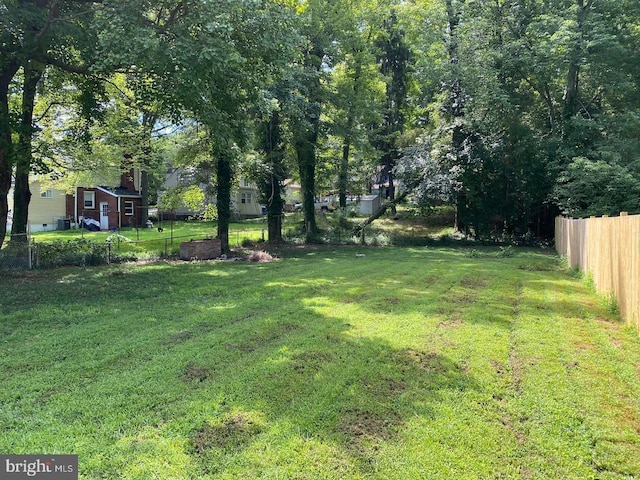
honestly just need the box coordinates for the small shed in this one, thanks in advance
[359,195,382,216]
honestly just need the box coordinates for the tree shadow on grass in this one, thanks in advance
[179,305,481,477]
[3,255,484,477]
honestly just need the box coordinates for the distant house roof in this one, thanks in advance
[283,178,301,189]
[97,186,141,198]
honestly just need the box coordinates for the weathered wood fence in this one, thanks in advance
[555,213,640,333]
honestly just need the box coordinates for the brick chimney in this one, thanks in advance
[120,167,137,191]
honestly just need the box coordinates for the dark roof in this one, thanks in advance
[98,186,141,197]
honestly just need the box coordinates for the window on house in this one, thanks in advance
[84,191,95,209]
[241,193,251,204]
[242,178,251,187]
[124,201,134,216]
[40,189,53,199]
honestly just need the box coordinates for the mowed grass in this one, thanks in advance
[1,246,640,479]
[30,220,269,257]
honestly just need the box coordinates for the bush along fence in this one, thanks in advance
[555,213,640,333]
[0,229,268,270]
[0,239,119,269]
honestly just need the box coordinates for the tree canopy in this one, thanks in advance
[2,0,639,247]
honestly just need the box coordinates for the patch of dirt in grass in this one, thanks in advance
[491,359,506,375]
[500,414,528,447]
[373,296,404,313]
[37,387,63,404]
[227,323,300,353]
[399,349,455,373]
[225,342,256,353]
[595,316,627,334]
[443,289,478,307]
[564,360,580,371]
[197,313,256,333]
[361,376,406,397]
[574,341,598,352]
[342,293,372,304]
[326,333,344,344]
[278,322,299,333]
[192,412,264,452]
[518,263,554,272]
[610,338,623,349]
[337,408,402,444]
[439,315,464,328]
[163,330,194,345]
[292,351,333,374]
[460,276,488,288]
[508,350,525,392]
[182,361,211,383]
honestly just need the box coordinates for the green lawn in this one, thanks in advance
[30,220,270,258]
[1,246,640,479]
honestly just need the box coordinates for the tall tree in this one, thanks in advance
[12,62,44,239]
[0,0,186,247]
[287,0,331,239]
[256,110,286,243]
[324,1,386,209]
[0,0,101,245]
[371,10,412,215]
[141,0,296,252]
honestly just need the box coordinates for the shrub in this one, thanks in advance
[246,250,275,263]
[33,239,135,268]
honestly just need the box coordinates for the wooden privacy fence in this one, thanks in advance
[555,213,640,333]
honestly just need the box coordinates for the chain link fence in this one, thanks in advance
[0,229,266,271]
[0,234,116,270]
[0,234,32,270]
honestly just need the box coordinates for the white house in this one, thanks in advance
[283,179,302,211]
[234,177,263,218]
[8,180,69,233]
[159,168,263,219]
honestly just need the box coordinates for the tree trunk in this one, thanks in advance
[12,62,43,242]
[339,58,361,210]
[445,0,469,234]
[563,0,593,120]
[296,134,318,239]
[0,61,19,249]
[140,169,149,227]
[260,112,285,244]
[215,141,232,254]
[388,169,396,215]
[267,211,282,243]
[339,138,350,208]
[140,113,157,228]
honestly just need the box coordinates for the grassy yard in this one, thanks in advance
[1,246,640,479]
[30,220,270,258]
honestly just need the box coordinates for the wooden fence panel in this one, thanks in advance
[556,214,640,333]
